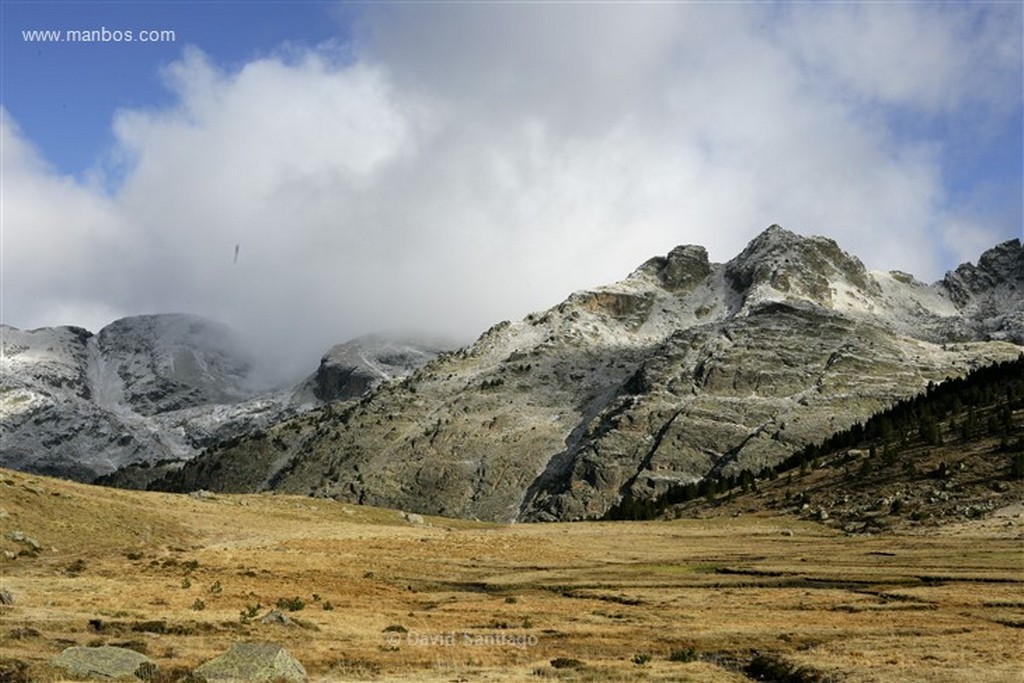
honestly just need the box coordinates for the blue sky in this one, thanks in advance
[4,2,348,174]
[2,1,1022,378]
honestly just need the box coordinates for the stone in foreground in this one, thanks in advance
[194,642,307,682]
[52,645,156,681]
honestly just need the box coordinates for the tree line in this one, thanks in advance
[605,353,1024,521]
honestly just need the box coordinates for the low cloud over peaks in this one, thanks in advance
[4,4,1020,381]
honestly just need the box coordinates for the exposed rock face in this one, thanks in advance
[0,314,308,481]
[90,314,257,416]
[160,227,1024,522]
[301,335,447,402]
[194,642,307,682]
[638,244,712,292]
[940,238,1024,343]
[52,645,156,681]
[725,225,880,311]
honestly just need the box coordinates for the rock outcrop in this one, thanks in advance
[300,335,448,402]
[194,642,307,682]
[52,645,156,681]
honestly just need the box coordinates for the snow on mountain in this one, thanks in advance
[154,226,1024,522]
[0,312,447,482]
[5,226,1021,518]
[295,334,453,403]
[2,315,287,480]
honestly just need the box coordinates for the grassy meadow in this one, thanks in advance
[1,467,1021,682]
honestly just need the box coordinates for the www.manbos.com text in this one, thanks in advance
[22,27,176,44]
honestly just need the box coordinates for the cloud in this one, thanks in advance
[1,112,133,333]
[3,4,1020,380]
[782,3,1022,114]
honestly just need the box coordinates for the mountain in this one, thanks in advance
[607,355,1024,529]
[0,314,445,482]
[150,226,1024,522]
[1,314,284,480]
[295,334,452,403]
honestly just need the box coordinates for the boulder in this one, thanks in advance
[194,642,307,682]
[258,609,293,626]
[52,645,156,681]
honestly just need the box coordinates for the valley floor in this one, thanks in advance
[1,467,1022,682]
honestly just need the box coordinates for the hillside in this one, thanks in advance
[1,467,1022,682]
[151,226,1024,522]
[608,355,1024,531]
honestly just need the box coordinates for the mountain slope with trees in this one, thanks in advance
[613,355,1024,531]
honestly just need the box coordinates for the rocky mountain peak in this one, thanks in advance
[942,239,1023,306]
[725,225,877,312]
[92,313,259,416]
[302,334,447,403]
[635,244,711,293]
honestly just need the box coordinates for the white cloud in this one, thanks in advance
[1,111,133,332]
[781,3,1020,113]
[2,4,1019,379]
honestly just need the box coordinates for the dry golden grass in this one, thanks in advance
[1,467,1022,682]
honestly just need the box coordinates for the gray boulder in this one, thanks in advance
[194,642,307,682]
[52,646,156,681]
[258,609,293,626]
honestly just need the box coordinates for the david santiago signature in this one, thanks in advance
[384,630,540,649]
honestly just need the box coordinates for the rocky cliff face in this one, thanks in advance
[298,335,449,403]
[156,227,1023,521]
[0,314,445,483]
[1,315,297,480]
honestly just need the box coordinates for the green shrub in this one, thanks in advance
[549,657,584,669]
[632,652,652,666]
[668,646,699,662]
[239,603,261,623]
[275,596,305,611]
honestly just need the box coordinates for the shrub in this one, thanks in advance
[65,559,87,576]
[549,657,584,669]
[239,603,261,623]
[632,652,652,666]
[276,596,305,611]
[668,646,699,662]
[190,598,205,611]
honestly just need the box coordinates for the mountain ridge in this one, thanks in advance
[0,314,443,481]
[147,226,1024,522]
